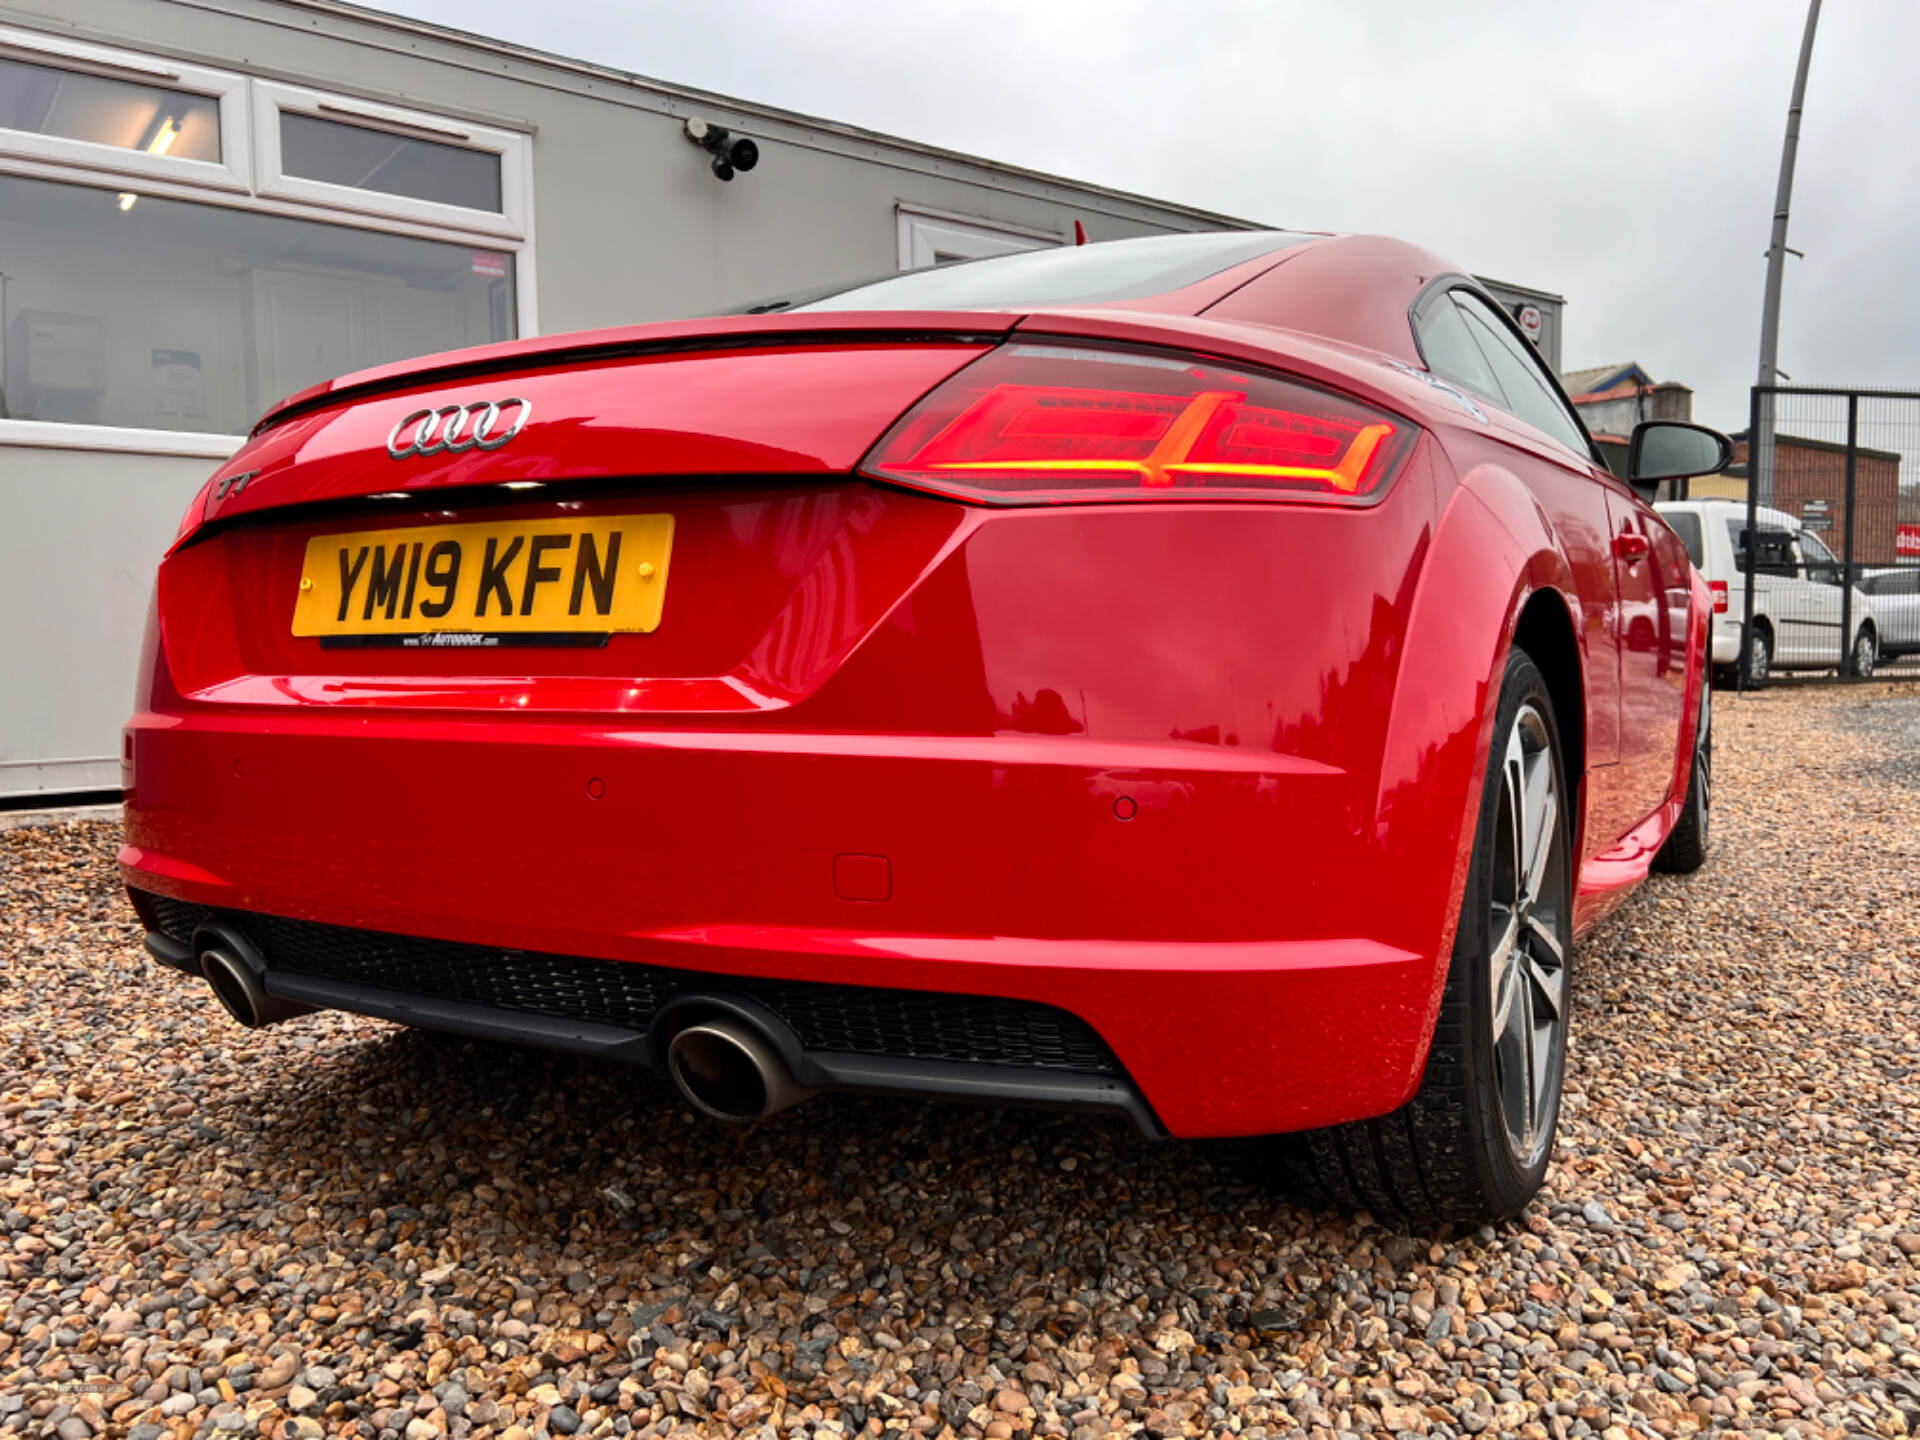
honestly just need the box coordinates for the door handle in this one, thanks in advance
[1613,532,1650,562]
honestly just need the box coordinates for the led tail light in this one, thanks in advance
[1709,580,1729,614]
[860,343,1416,505]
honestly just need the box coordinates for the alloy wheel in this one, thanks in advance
[1486,701,1568,1166]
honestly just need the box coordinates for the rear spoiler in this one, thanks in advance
[254,312,1020,436]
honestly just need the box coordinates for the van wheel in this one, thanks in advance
[1851,628,1876,679]
[1746,626,1772,687]
[1248,647,1572,1225]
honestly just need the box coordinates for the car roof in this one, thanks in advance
[257,232,1484,428]
[767,231,1473,367]
[1200,234,1469,367]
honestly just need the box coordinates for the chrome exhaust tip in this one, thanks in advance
[666,1018,814,1122]
[198,940,313,1028]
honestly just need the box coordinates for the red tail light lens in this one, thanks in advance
[1709,579,1729,614]
[860,344,1416,505]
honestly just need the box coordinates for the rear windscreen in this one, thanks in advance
[737,232,1310,314]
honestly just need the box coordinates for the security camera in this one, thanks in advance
[683,117,760,182]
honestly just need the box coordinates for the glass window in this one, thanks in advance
[0,173,515,434]
[1664,510,1704,568]
[1414,292,1504,403]
[783,232,1308,312]
[1451,292,1590,456]
[1798,530,1837,566]
[1860,570,1919,595]
[280,111,503,212]
[1797,530,1840,581]
[0,53,220,161]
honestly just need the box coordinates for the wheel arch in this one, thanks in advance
[1510,586,1586,848]
[1367,458,1591,1112]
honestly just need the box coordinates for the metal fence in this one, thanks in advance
[1697,386,1920,686]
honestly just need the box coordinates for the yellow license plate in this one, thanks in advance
[293,514,673,645]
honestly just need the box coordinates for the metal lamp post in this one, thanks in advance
[1744,0,1823,687]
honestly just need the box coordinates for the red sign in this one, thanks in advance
[1899,523,1920,558]
[470,251,507,278]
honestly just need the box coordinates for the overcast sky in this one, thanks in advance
[382,0,1916,431]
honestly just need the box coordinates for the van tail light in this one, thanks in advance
[1709,579,1729,614]
[859,343,1416,505]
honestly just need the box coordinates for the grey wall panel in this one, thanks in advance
[2,0,1246,332]
[0,446,214,798]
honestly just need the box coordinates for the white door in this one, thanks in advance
[1788,530,1847,668]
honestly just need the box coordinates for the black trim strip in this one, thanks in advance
[268,971,655,1063]
[259,969,1162,1134]
[145,931,197,973]
[319,632,611,649]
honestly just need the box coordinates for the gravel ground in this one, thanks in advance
[5,682,1920,1440]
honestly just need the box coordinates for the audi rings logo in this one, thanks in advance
[386,397,533,459]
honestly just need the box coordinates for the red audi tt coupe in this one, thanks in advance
[123,232,1728,1223]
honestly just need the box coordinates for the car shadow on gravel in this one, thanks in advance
[196,1009,1304,1309]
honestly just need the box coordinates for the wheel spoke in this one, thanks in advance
[1522,777,1557,904]
[1526,973,1555,1140]
[1525,944,1565,1021]
[1490,914,1521,1032]
[1526,913,1565,967]
[1494,978,1530,1149]
[1512,972,1538,1146]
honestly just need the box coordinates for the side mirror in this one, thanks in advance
[1627,421,1734,499]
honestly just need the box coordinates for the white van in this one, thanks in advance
[1654,498,1879,683]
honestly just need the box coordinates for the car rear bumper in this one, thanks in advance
[123,713,1435,1139]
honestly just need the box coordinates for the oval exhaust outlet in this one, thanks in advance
[666,1018,814,1122]
[199,945,313,1028]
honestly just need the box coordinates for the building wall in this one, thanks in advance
[1478,279,1564,373]
[1574,382,1693,444]
[1730,438,1903,564]
[0,0,1259,797]
[9,0,1242,333]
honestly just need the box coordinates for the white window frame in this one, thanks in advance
[896,204,1062,270]
[251,79,532,242]
[0,23,251,194]
[0,32,538,455]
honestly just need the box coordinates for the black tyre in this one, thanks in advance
[1851,627,1877,679]
[1654,666,1710,874]
[1250,647,1573,1225]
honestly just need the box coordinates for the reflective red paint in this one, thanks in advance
[123,235,1709,1139]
